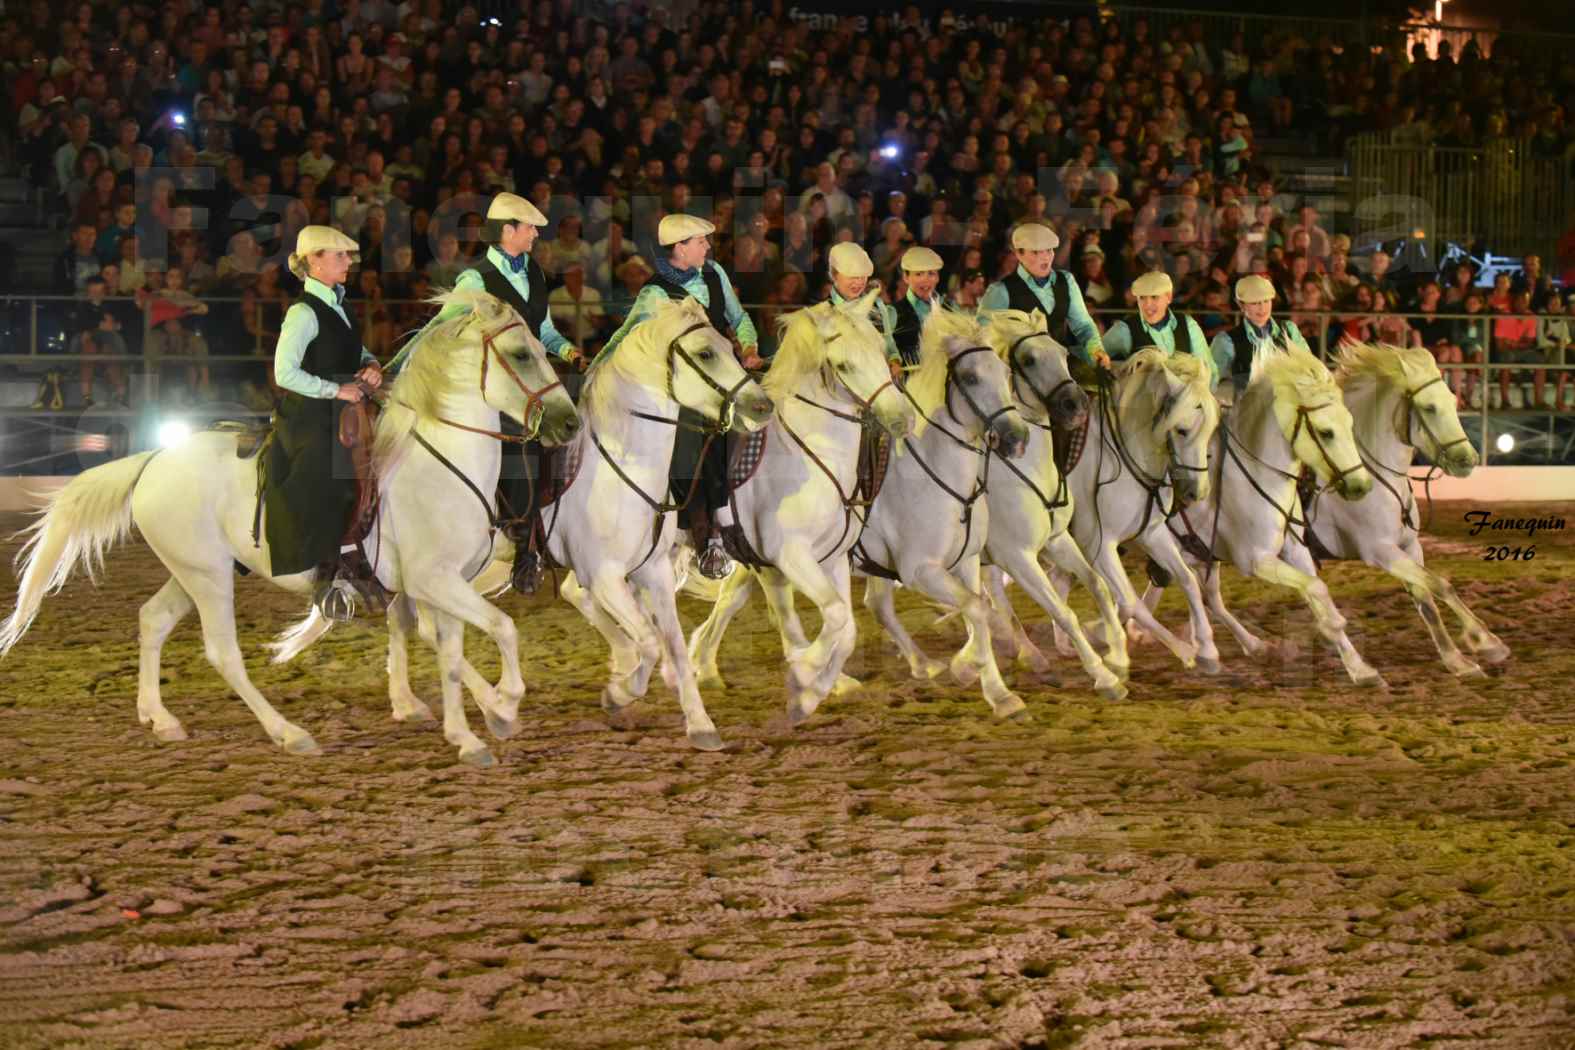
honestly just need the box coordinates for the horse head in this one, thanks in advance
[913,308,1029,458]
[1257,345,1373,501]
[1336,342,1478,478]
[1152,350,1219,507]
[459,292,582,446]
[660,298,774,432]
[990,308,1088,428]
[780,290,913,440]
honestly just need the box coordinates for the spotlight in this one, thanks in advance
[1495,433,1514,453]
[156,419,192,448]
[880,144,900,159]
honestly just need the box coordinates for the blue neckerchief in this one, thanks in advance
[503,250,527,274]
[655,256,700,286]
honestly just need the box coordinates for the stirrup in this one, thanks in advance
[315,578,358,623]
[696,538,734,580]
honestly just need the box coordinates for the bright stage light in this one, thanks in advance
[156,419,193,448]
[1495,433,1514,453]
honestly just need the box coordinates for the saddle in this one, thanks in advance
[1051,412,1091,478]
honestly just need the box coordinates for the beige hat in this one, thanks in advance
[829,241,874,278]
[617,254,652,276]
[658,213,716,246]
[487,192,548,227]
[901,246,944,272]
[1131,270,1173,297]
[288,225,359,279]
[1011,222,1060,252]
[1235,274,1276,303]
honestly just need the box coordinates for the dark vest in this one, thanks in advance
[645,262,732,336]
[292,293,363,396]
[479,254,550,338]
[891,295,930,368]
[1123,310,1195,358]
[1001,269,1072,345]
[1227,319,1280,378]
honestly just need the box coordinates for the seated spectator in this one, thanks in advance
[72,275,129,407]
[1441,261,1478,309]
[607,255,653,322]
[548,263,608,350]
[1537,292,1574,411]
[56,222,102,294]
[1337,283,1378,347]
[1491,290,1542,409]
[1371,295,1416,349]
[141,267,211,401]
[1451,290,1490,408]
[952,267,988,311]
[425,232,466,287]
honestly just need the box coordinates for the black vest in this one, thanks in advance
[479,254,550,338]
[645,263,732,336]
[1001,269,1072,345]
[295,292,363,388]
[1227,320,1280,378]
[891,294,936,368]
[1123,310,1195,358]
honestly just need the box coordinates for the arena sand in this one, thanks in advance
[0,502,1571,1049]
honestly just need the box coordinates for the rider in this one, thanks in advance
[1103,270,1218,386]
[596,213,763,580]
[824,241,901,377]
[389,192,587,594]
[891,245,946,372]
[266,225,385,618]
[1209,274,1310,398]
[979,222,1111,372]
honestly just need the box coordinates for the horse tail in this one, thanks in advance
[266,606,335,664]
[0,451,158,655]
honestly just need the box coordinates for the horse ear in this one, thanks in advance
[1030,308,1048,333]
[852,285,881,316]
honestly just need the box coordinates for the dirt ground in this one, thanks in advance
[0,502,1571,1049]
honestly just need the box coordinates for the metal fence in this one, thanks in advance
[0,293,1570,475]
[1346,132,1573,263]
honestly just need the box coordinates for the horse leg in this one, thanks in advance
[758,568,812,652]
[765,550,855,724]
[907,559,1024,720]
[995,545,1125,702]
[1044,565,1078,657]
[385,594,435,723]
[1089,541,1198,669]
[688,568,756,692]
[864,575,946,680]
[1044,533,1130,680]
[628,559,724,751]
[404,573,525,739]
[180,569,319,754]
[1139,530,1223,674]
[560,571,646,713]
[1252,549,1385,688]
[137,577,194,742]
[983,565,1048,672]
[1378,545,1485,678]
[427,607,495,766]
[1402,535,1509,664]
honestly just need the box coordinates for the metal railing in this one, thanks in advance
[1346,133,1574,263]
[0,293,1571,473]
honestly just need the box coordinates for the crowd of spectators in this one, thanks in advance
[6,0,1575,410]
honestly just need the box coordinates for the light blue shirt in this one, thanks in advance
[1104,311,1218,385]
[979,265,1106,362]
[274,277,377,400]
[389,246,575,373]
[597,260,759,361]
[1209,317,1309,386]
[831,287,901,363]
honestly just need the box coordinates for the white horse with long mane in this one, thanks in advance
[1138,342,1506,677]
[686,290,916,720]
[0,290,579,762]
[1125,343,1386,685]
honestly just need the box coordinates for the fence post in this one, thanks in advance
[28,299,36,356]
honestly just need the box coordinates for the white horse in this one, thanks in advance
[1139,342,1507,678]
[1129,344,1387,686]
[857,309,1034,720]
[686,290,917,721]
[1039,349,1223,671]
[0,290,579,761]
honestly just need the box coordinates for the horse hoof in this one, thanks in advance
[1105,660,1131,683]
[1452,663,1487,680]
[153,724,188,743]
[459,745,497,768]
[1096,681,1129,702]
[600,685,636,714]
[1006,707,1034,725]
[483,710,520,741]
[282,732,321,756]
[1353,671,1389,691]
[787,696,816,726]
[1196,655,1222,675]
[1477,642,1510,665]
[392,700,435,723]
[832,674,862,696]
[697,673,726,692]
[992,693,1028,721]
[687,728,726,752]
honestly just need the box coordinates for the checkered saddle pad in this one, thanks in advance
[538,439,586,508]
[857,430,891,504]
[729,429,769,494]
[1051,412,1091,477]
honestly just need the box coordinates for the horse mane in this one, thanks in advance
[1159,348,1220,432]
[1114,346,1172,420]
[1333,341,1440,393]
[580,297,710,423]
[909,306,985,434]
[982,308,1050,361]
[373,287,524,469]
[765,290,883,403]
[1250,341,1341,408]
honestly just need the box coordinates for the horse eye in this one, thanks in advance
[963,372,980,386]
[1175,426,1189,437]
[1319,428,1335,440]
[1424,403,1436,413]
[697,350,715,362]
[1020,353,1035,367]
